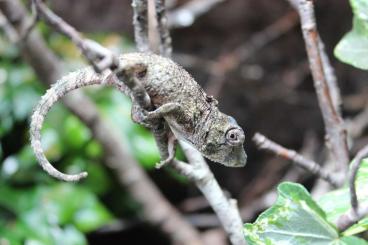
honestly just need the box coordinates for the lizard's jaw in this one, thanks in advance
[222,146,247,167]
[202,145,247,168]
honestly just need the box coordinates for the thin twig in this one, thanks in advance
[17,0,38,41]
[154,0,172,57]
[253,133,340,187]
[0,11,18,42]
[33,0,119,73]
[337,205,368,231]
[290,0,349,175]
[132,0,150,53]
[349,145,368,217]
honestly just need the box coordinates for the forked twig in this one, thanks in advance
[290,0,349,174]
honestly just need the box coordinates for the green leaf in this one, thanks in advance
[335,17,368,70]
[244,182,366,245]
[318,158,368,236]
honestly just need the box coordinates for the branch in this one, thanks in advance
[337,205,368,231]
[289,0,348,174]
[32,0,119,73]
[152,1,245,244]
[253,133,340,187]
[173,142,246,245]
[337,145,368,231]
[0,1,203,244]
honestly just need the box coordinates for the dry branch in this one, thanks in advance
[253,133,339,187]
[290,0,349,174]
[175,142,246,245]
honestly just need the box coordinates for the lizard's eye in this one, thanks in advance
[136,68,147,79]
[225,128,245,146]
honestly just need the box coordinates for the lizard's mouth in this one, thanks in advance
[203,145,247,168]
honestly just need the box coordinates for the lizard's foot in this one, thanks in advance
[131,102,154,128]
[155,133,177,169]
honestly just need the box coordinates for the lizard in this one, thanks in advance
[30,52,247,182]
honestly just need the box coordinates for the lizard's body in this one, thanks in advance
[31,53,247,181]
[123,53,213,146]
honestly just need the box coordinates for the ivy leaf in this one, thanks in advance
[318,158,368,236]
[244,182,367,245]
[335,17,368,70]
[334,0,368,70]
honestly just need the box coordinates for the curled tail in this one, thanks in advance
[30,67,112,182]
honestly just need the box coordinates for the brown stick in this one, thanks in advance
[290,0,349,174]
[253,133,340,186]
[0,1,203,244]
[347,145,368,220]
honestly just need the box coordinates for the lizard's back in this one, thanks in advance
[120,53,214,142]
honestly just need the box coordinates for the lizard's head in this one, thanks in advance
[201,112,247,167]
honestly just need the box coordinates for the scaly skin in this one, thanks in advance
[30,53,247,182]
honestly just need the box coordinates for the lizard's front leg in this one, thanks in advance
[131,102,182,168]
[155,132,177,169]
[131,102,181,127]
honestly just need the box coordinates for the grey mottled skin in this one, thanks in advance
[30,53,247,181]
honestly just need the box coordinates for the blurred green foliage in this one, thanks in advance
[0,29,178,244]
